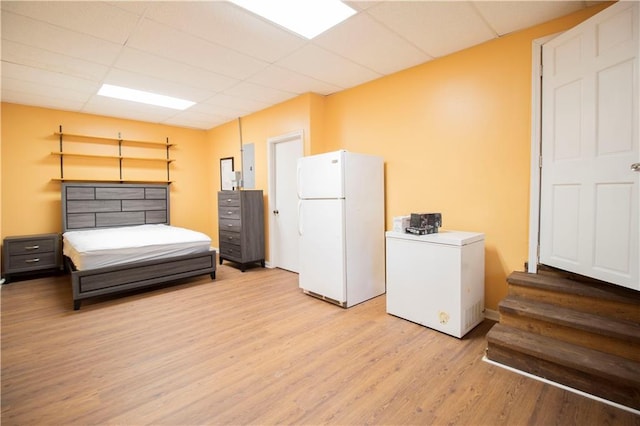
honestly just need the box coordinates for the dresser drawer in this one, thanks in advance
[6,237,56,255]
[8,252,58,271]
[219,218,241,232]
[219,206,241,220]
[218,192,241,207]
[219,230,241,245]
[219,242,242,260]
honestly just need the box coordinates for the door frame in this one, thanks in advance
[528,34,559,274]
[267,129,304,270]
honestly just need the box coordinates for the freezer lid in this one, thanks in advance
[385,230,484,246]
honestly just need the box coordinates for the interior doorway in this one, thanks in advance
[267,130,304,273]
[529,1,639,290]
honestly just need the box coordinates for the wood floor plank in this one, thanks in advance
[2,266,638,425]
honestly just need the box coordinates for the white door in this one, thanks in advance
[540,1,639,290]
[268,131,303,272]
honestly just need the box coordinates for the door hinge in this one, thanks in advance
[539,155,543,168]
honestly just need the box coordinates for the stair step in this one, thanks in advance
[486,323,640,410]
[499,296,640,361]
[507,271,640,322]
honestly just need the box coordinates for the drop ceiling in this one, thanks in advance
[1,1,601,130]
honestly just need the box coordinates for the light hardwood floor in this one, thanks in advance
[2,265,638,425]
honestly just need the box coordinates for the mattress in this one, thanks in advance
[63,224,212,271]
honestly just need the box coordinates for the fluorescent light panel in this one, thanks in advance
[97,84,195,110]
[230,0,356,39]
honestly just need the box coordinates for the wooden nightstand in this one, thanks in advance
[3,233,62,283]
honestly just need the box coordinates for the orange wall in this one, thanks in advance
[1,103,210,239]
[206,93,319,258]
[320,4,610,310]
[205,3,609,311]
[1,3,609,310]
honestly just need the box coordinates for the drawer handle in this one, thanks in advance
[25,258,40,263]
[24,245,40,250]
[227,224,233,227]
[227,199,232,202]
[227,211,233,215]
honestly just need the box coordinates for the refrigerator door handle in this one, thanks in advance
[296,163,302,200]
[298,201,303,236]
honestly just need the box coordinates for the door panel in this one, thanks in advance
[540,1,639,290]
[272,135,303,272]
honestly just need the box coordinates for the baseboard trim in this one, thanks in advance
[484,308,499,322]
[482,356,640,416]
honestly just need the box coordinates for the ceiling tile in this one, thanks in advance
[114,48,239,93]
[276,44,381,89]
[1,1,141,44]
[201,93,272,116]
[2,61,99,94]
[125,18,269,80]
[223,81,296,105]
[314,12,432,75]
[143,1,307,63]
[1,76,92,103]
[367,1,497,57]
[2,39,109,81]
[163,109,231,130]
[0,1,603,130]
[248,65,342,96]
[1,88,87,111]
[1,11,122,65]
[475,1,588,36]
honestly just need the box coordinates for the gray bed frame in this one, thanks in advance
[62,182,216,310]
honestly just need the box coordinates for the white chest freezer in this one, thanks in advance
[385,230,485,338]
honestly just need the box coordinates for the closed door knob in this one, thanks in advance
[632,163,640,172]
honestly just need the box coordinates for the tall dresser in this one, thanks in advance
[218,190,265,272]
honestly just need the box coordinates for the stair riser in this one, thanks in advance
[487,343,640,410]
[509,286,640,323]
[499,314,640,362]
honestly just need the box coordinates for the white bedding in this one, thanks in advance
[63,224,212,271]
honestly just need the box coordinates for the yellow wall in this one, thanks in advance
[205,3,610,310]
[1,3,610,310]
[1,103,210,238]
[206,93,320,259]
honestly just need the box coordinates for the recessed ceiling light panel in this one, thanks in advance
[230,0,356,39]
[97,84,195,110]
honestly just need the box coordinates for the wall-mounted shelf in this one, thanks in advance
[51,178,172,184]
[52,126,174,184]
[51,152,175,163]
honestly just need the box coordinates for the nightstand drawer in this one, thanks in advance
[6,237,56,255]
[3,233,62,282]
[8,252,58,271]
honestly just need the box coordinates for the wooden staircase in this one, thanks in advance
[486,267,640,410]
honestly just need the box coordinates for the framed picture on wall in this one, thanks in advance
[220,157,234,190]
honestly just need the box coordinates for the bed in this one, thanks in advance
[62,182,216,310]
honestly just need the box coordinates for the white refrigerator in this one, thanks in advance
[297,150,385,307]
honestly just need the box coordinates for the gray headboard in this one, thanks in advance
[62,183,170,232]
